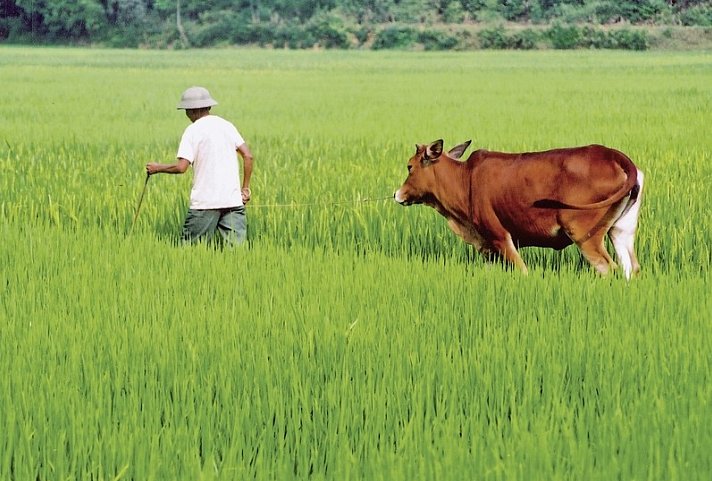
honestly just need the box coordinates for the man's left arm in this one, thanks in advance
[238,143,253,203]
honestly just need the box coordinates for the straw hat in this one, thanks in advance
[176,86,218,110]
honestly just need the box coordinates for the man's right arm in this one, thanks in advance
[146,158,190,175]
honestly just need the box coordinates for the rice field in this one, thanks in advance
[1,46,711,480]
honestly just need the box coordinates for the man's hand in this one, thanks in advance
[146,162,160,175]
[241,187,251,204]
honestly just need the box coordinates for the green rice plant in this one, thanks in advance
[0,47,711,481]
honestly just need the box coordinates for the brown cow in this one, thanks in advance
[394,140,644,278]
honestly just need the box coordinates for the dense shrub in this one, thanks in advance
[231,22,266,45]
[478,25,509,48]
[478,25,539,49]
[372,25,418,49]
[442,1,466,23]
[192,10,254,47]
[0,17,25,41]
[192,20,232,47]
[555,1,603,23]
[578,26,609,48]
[273,24,306,48]
[509,28,540,49]
[559,25,649,50]
[248,23,274,47]
[679,5,712,27]
[353,26,371,46]
[305,12,351,49]
[547,22,581,49]
[418,29,460,50]
[608,28,648,50]
[616,0,669,24]
[556,0,671,24]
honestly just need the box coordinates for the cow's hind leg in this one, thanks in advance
[609,170,644,279]
[576,230,617,276]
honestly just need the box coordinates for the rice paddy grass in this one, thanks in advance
[1,46,711,480]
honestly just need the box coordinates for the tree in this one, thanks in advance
[115,0,147,25]
[14,0,107,39]
[3,0,712,45]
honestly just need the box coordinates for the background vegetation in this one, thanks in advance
[2,0,712,49]
[1,47,711,480]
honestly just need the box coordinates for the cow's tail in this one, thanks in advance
[534,150,639,210]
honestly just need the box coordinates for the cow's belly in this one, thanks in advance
[512,227,573,250]
[503,213,574,250]
[448,210,575,252]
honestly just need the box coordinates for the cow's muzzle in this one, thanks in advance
[393,190,408,205]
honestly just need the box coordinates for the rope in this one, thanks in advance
[247,196,392,209]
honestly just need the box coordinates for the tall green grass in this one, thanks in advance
[2,226,710,480]
[1,47,711,480]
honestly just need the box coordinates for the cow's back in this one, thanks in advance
[468,145,631,208]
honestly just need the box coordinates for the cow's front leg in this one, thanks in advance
[490,234,529,274]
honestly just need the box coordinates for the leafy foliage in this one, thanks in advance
[547,22,649,49]
[0,0,708,48]
[547,21,582,48]
[680,4,712,26]
[478,25,541,49]
[372,25,419,49]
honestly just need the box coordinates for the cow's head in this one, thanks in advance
[394,139,471,206]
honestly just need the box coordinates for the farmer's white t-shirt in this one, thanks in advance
[177,115,245,209]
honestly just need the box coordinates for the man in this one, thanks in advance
[146,86,253,244]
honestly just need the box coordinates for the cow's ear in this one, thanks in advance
[424,139,444,163]
[448,140,471,160]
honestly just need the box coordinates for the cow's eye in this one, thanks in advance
[407,165,413,173]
